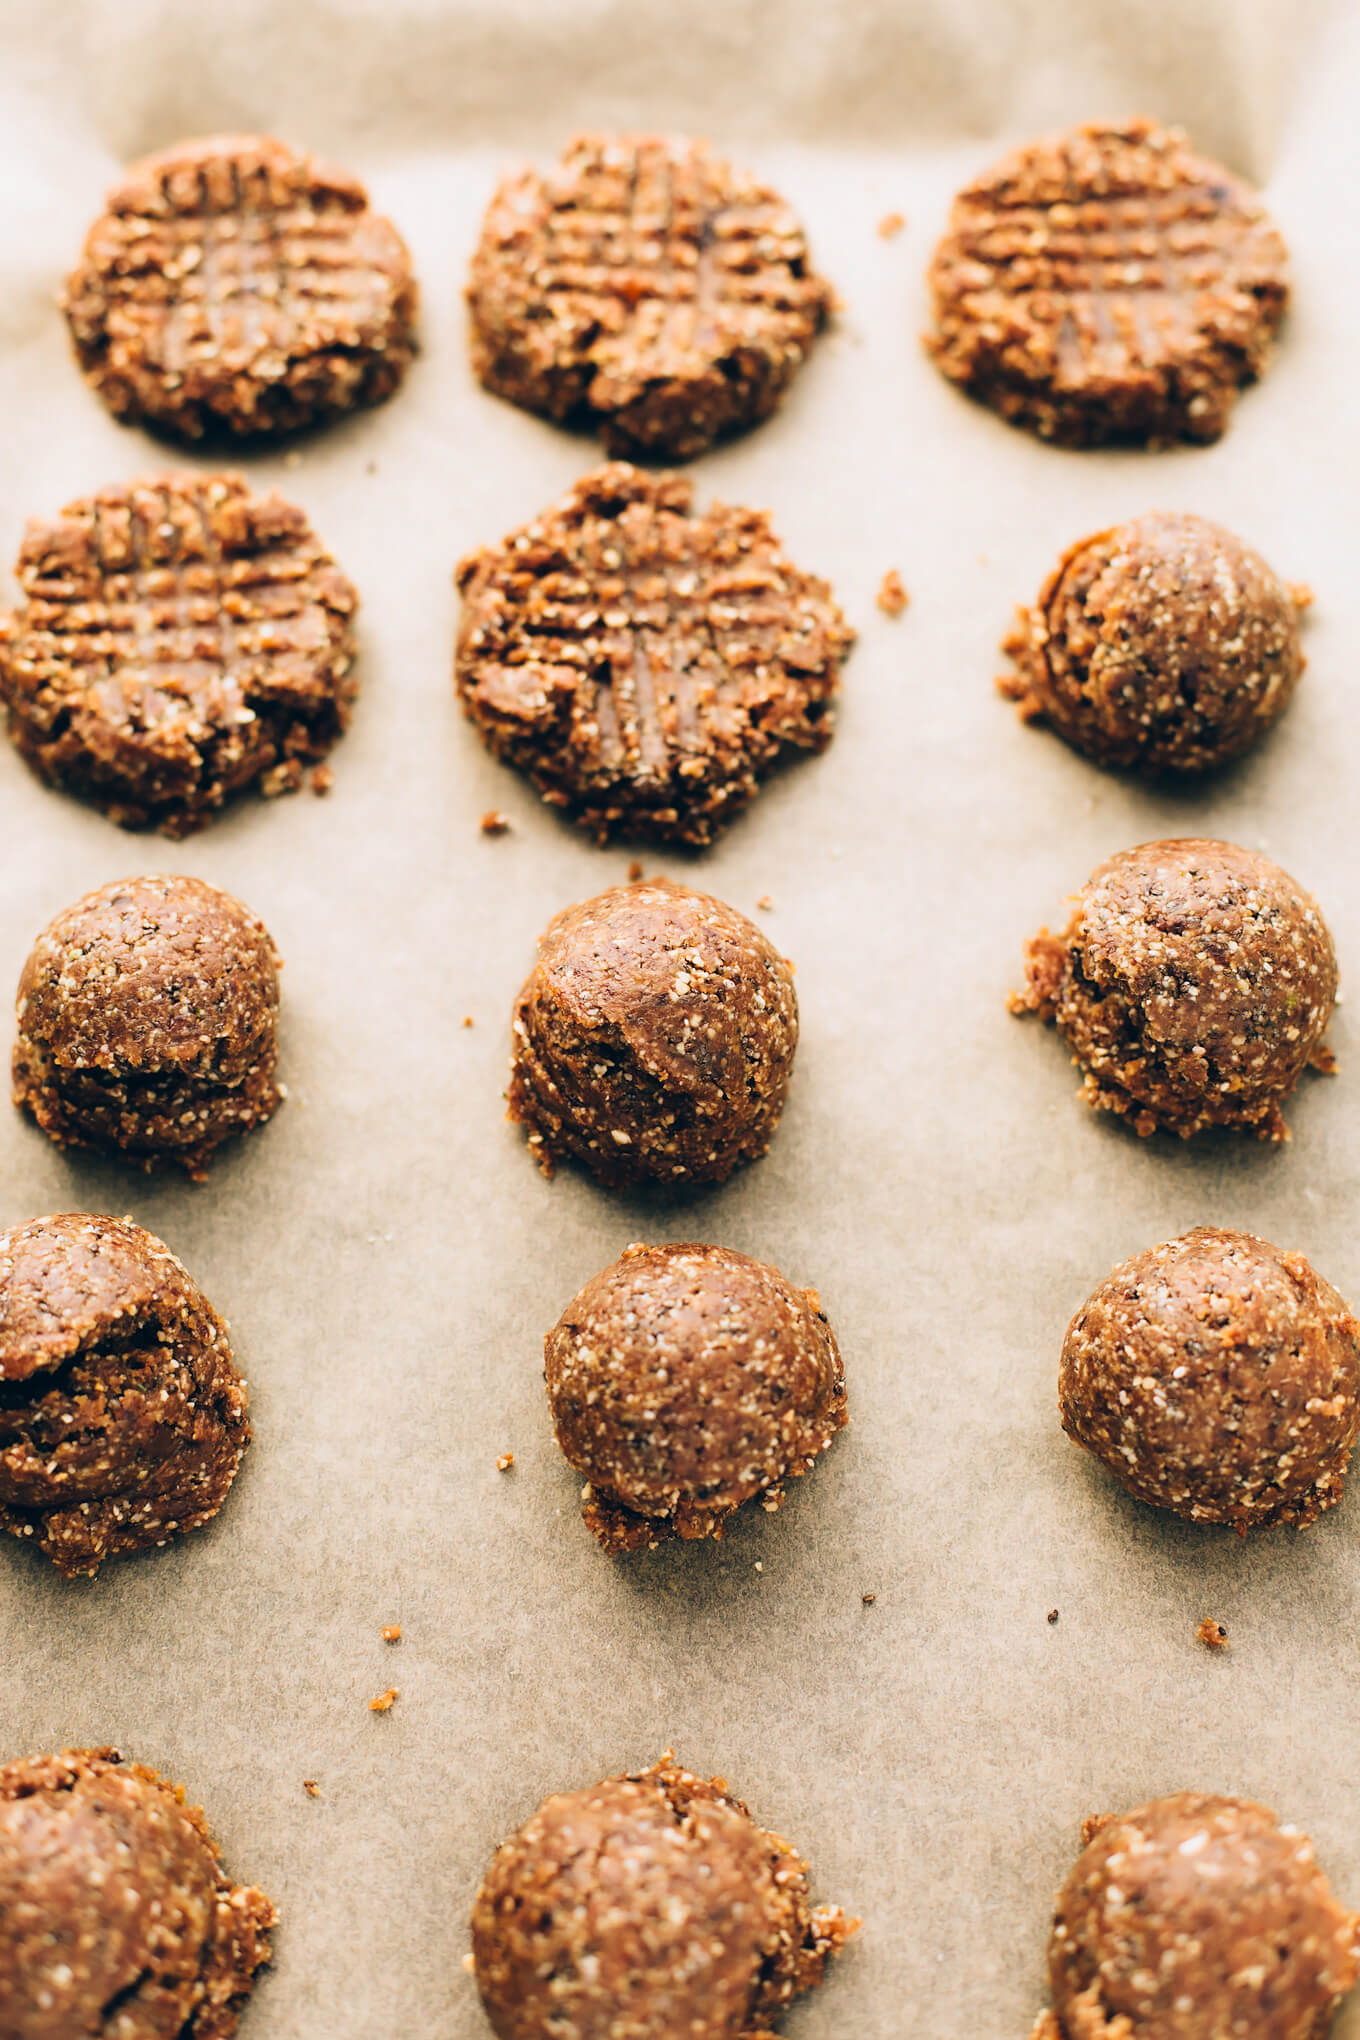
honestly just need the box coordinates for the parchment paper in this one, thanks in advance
[2,1,1360,2032]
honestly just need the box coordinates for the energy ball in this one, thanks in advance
[0,1214,249,1576]
[509,879,797,1187]
[1001,513,1306,775]
[14,875,283,1178]
[468,134,832,460]
[1060,1228,1360,1529]
[927,117,1288,447]
[471,1755,855,2040]
[1013,839,1337,1141]
[545,1242,847,1553]
[455,464,853,846]
[1035,1794,1359,2039]
[0,472,359,835]
[0,1747,276,2039]
[63,134,417,441]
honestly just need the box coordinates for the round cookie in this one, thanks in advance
[0,1214,249,1576]
[1060,1228,1360,1529]
[14,875,283,1178]
[545,1242,847,1553]
[1012,839,1336,1141]
[0,1747,276,2040]
[467,133,831,459]
[0,473,358,836]
[509,878,798,1187]
[1001,513,1306,774]
[456,464,852,845]
[927,117,1288,446]
[63,133,417,441]
[471,1755,854,2040]
[1038,1794,1359,2039]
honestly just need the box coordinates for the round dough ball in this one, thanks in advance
[1002,513,1305,774]
[509,879,798,1187]
[468,134,831,461]
[14,874,283,1177]
[0,1214,249,1576]
[471,1756,853,2040]
[545,1242,847,1552]
[1014,839,1337,1140]
[63,134,417,441]
[927,117,1287,446]
[1046,1794,1359,2039]
[1060,1228,1360,1528]
[0,1747,276,2040]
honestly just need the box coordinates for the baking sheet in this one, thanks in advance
[3,0,1360,2032]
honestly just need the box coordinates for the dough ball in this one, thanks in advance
[471,1756,854,2040]
[1014,839,1336,1140]
[14,874,282,1178]
[545,1241,847,1552]
[509,878,798,1187]
[0,1747,275,2040]
[1060,1227,1360,1528]
[1002,513,1305,774]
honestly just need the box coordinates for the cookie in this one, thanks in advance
[456,464,851,844]
[0,1214,249,1576]
[509,878,798,1187]
[14,875,282,1178]
[545,1241,846,1553]
[927,117,1288,445]
[467,133,831,459]
[1060,1228,1360,1529]
[471,1755,855,2040]
[1013,839,1336,1140]
[0,473,358,836]
[0,1747,275,2040]
[1001,513,1305,773]
[1038,1794,1359,2039]
[63,133,417,440]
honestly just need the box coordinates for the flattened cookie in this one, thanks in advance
[0,1214,249,1576]
[14,875,283,1178]
[927,117,1288,445]
[468,134,831,459]
[1001,513,1305,773]
[0,1747,276,2039]
[456,464,851,844]
[63,133,417,440]
[0,473,358,835]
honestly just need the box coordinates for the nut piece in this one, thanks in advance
[456,464,851,847]
[927,117,1288,446]
[546,1242,847,1552]
[63,134,417,440]
[0,1747,276,2039]
[1012,838,1337,1141]
[1042,1793,1359,2038]
[1001,513,1305,774]
[509,878,797,1187]
[14,874,283,1178]
[471,1755,855,2040]
[1060,1228,1360,1528]
[0,473,358,836]
[468,134,831,460]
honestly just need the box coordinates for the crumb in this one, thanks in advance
[1197,1617,1230,1651]
[878,210,906,239]
[1047,1608,1059,1624]
[369,1688,399,1713]
[753,1561,763,1573]
[480,810,511,835]
[756,895,773,912]
[462,1952,476,1975]
[382,1624,401,1643]
[497,1452,515,1472]
[303,1779,320,1797]
[877,569,909,617]
[627,860,644,882]
[311,763,333,796]
[1290,582,1314,609]
[1080,1811,1114,1848]
[462,1015,475,1028]
[862,1592,876,1605]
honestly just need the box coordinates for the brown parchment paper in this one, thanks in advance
[2,1,1360,2032]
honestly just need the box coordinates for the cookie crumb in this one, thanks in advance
[627,860,644,883]
[462,1952,477,1975]
[1047,1608,1059,1624]
[497,1452,515,1472]
[878,211,906,240]
[862,1592,876,1605]
[1290,582,1315,610]
[1198,1617,1230,1651]
[480,810,511,835]
[462,1015,475,1028]
[369,1688,399,1713]
[877,569,909,617]
[382,1624,401,1644]
[756,895,774,912]
[311,763,333,797]
[303,1779,320,1798]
